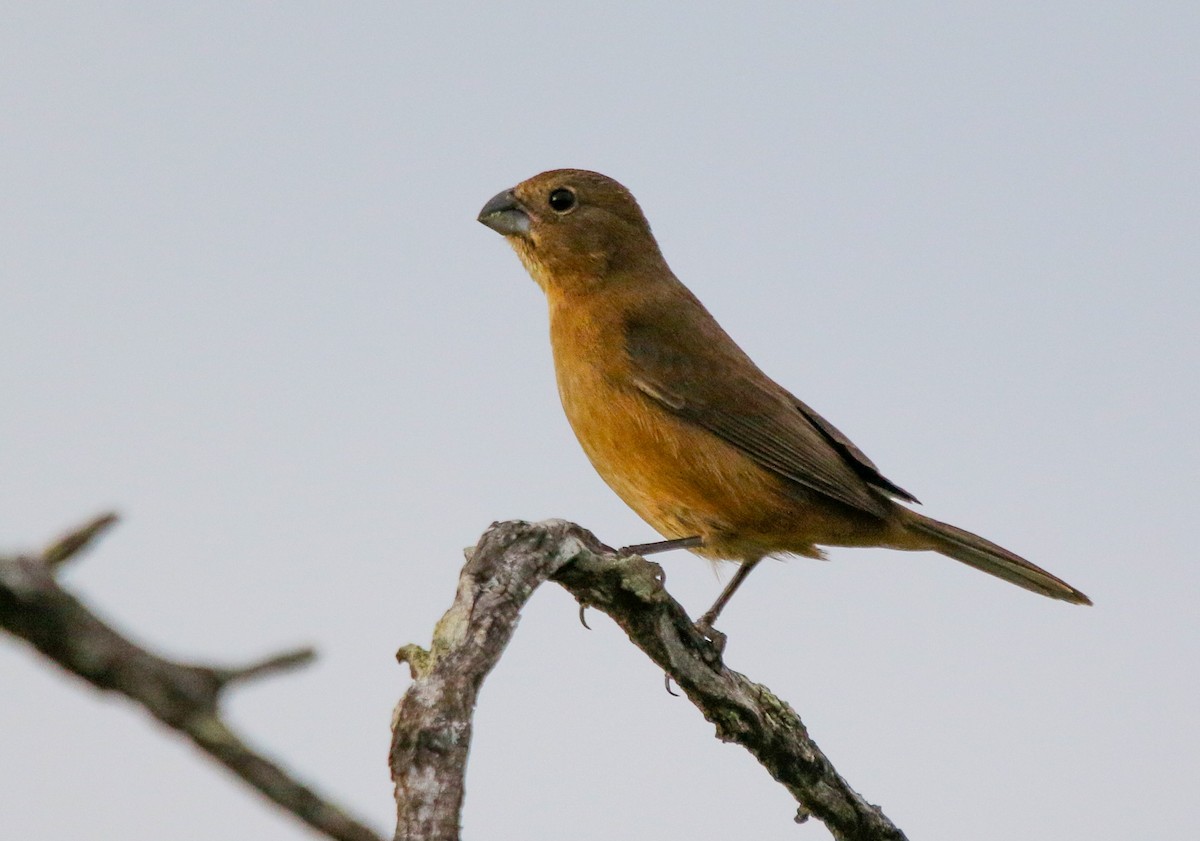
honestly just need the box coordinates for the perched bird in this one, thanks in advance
[478,169,1091,632]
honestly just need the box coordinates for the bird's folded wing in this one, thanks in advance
[624,311,915,517]
[789,395,919,504]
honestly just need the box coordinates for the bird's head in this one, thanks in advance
[477,169,667,295]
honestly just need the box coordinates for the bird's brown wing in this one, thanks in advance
[624,303,916,517]
[789,394,920,504]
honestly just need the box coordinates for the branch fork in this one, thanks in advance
[391,519,906,841]
[4,513,905,841]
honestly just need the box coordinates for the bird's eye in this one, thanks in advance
[548,187,577,213]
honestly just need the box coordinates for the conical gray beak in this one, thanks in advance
[477,189,531,236]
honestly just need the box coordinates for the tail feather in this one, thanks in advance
[904,513,1092,605]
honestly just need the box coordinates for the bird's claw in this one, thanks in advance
[694,613,727,657]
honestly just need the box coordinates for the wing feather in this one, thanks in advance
[625,305,914,517]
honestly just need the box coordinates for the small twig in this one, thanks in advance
[207,646,318,689]
[42,511,119,568]
[1,517,384,841]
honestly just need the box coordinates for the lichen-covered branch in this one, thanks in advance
[0,514,385,841]
[7,513,905,840]
[389,519,906,841]
[389,520,585,841]
[552,524,907,841]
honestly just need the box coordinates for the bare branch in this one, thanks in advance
[10,513,907,840]
[390,520,584,841]
[0,519,385,841]
[552,525,908,841]
[389,519,906,841]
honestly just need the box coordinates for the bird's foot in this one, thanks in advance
[694,611,727,656]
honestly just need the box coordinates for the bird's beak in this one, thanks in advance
[477,189,531,236]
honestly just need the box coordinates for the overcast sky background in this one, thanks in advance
[2,4,1196,840]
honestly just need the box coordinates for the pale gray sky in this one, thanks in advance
[2,4,1196,840]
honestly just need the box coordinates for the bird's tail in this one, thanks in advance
[901,512,1091,605]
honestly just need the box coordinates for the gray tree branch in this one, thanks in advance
[0,514,385,841]
[5,513,906,840]
[389,520,584,840]
[390,519,907,841]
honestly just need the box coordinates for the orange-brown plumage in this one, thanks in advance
[478,169,1091,617]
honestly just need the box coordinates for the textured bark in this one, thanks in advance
[390,519,907,841]
[6,514,906,840]
[0,514,384,841]
[552,524,908,841]
[390,520,584,841]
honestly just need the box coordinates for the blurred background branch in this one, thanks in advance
[0,513,385,841]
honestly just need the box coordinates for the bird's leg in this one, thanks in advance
[619,535,703,556]
[696,557,763,648]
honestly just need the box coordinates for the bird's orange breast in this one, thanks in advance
[545,289,814,562]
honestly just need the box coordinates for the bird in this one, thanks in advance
[477,168,1091,634]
